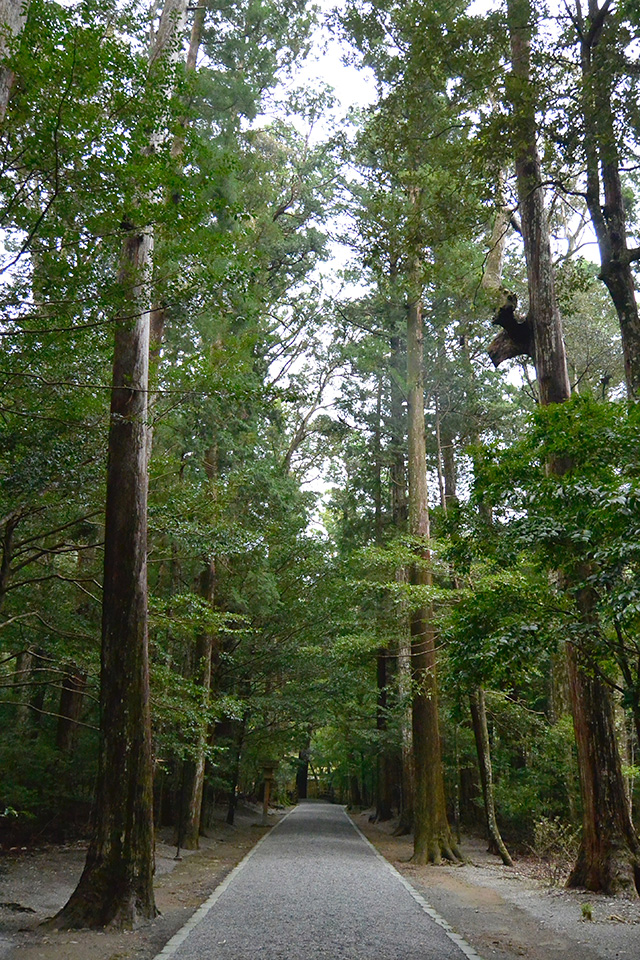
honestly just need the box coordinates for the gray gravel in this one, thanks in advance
[164,802,478,960]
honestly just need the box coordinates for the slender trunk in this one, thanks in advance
[0,514,17,615]
[372,375,393,821]
[469,689,513,866]
[434,396,446,513]
[482,197,510,299]
[441,428,510,863]
[578,1,640,397]
[507,0,640,896]
[177,443,218,849]
[296,747,309,800]
[406,271,459,864]
[52,0,188,929]
[389,323,413,834]
[395,611,414,835]
[373,375,383,543]
[226,716,247,826]
[57,536,95,754]
[178,558,216,849]
[13,646,32,726]
[376,647,393,821]
[442,437,456,510]
[350,772,361,808]
[56,668,87,754]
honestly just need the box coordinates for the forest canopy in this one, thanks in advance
[1,0,640,927]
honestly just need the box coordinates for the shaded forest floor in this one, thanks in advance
[353,811,640,960]
[1,804,640,960]
[0,803,277,960]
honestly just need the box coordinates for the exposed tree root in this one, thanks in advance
[411,835,464,865]
[44,857,158,930]
[567,839,640,898]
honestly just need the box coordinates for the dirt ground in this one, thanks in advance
[353,812,640,960]
[2,806,640,960]
[0,803,277,960]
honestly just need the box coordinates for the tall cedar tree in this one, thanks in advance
[406,252,460,864]
[498,0,640,896]
[52,0,189,928]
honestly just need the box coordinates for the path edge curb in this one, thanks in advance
[152,806,297,960]
[347,813,486,960]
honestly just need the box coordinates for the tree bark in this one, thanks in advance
[394,610,414,835]
[56,667,87,754]
[506,0,640,896]
[225,715,247,826]
[51,0,188,929]
[375,647,394,821]
[406,275,459,864]
[0,513,17,614]
[51,231,157,930]
[507,0,571,406]
[566,581,640,894]
[577,0,640,397]
[177,558,216,850]
[388,320,413,832]
[469,689,513,866]
[0,0,30,123]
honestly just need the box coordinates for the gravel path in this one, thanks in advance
[156,802,481,960]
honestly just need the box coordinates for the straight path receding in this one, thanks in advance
[156,802,483,960]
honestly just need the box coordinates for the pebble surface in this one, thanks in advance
[159,801,480,960]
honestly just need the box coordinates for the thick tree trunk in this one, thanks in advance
[567,643,640,893]
[566,582,640,895]
[508,0,571,406]
[51,1,189,928]
[469,689,513,866]
[406,283,459,864]
[0,0,30,123]
[506,0,640,896]
[578,1,640,397]
[51,230,157,930]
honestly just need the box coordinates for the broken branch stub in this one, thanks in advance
[488,292,535,367]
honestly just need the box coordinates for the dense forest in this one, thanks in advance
[1,0,640,929]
